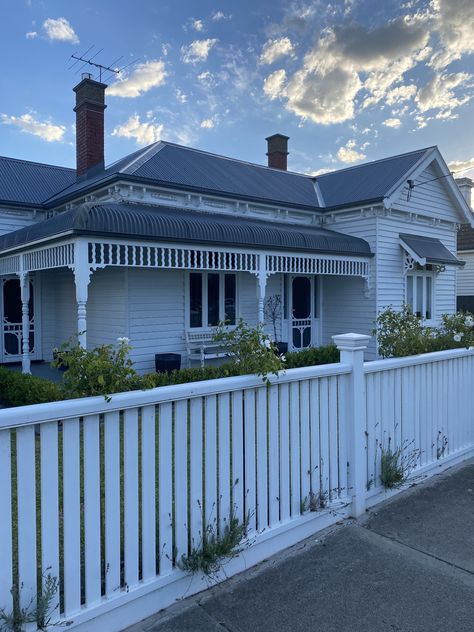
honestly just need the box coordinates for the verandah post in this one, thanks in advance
[332,333,371,517]
[19,255,31,374]
[73,239,92,348]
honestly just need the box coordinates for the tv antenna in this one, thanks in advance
[68,46,140,83]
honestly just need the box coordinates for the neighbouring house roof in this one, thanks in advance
[457,224,474,251]
[0,156,76,207]
[400,234,464,267]
[0,202,372,257]
[40,142,436,212]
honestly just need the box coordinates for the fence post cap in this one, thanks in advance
[332,332,371,351]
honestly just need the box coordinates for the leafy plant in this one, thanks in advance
[213,319,283,381]
[285,344,339,368]
[380,438,421,489]
[178,509,251,580]
[0,368,63,408]
[52,335,143,400]
[374,306,474,358]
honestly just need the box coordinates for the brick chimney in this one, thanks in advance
[73,73,107,178]
[455,177,474,210]
[266,134,289,170]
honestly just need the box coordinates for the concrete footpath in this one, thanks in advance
[125,459,474,632]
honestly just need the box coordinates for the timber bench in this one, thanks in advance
[185,330,229,367]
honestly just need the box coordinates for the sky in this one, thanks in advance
[0,0,473,179]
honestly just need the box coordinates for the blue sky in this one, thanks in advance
[1,0,473,178]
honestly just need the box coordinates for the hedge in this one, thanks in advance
[0,367,64,408]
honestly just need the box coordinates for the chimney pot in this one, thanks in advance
[266,133,289,170]
[73,76,107,178]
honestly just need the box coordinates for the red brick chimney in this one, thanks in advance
[73,73,107,178]
[266,133,289,170]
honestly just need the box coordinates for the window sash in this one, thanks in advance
[406,271,434,320]
[188,272,236,328]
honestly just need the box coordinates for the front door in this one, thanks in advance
[1,277,36,363]
[290,276,313,350]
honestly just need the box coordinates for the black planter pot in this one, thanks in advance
[155,353,181,374]
[276,342,288,355]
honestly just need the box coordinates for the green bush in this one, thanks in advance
[374,306,474,358]
[285,344,339,368]
[0,367,63,407]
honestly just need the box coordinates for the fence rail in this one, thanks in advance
[1,337,474,631]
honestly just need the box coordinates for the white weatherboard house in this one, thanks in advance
[0,75,472,374]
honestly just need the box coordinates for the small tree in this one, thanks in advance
[264,294,282,342]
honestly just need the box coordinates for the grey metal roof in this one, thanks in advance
[0,156,76,206]
[0,202,372,257]
[317,148,432,209]
[44,141,321,210]
[400,233,464,267]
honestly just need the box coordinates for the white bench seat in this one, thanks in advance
[185,330,229,367]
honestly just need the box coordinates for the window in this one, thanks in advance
[406,266,433,320]
[188,272,236,328]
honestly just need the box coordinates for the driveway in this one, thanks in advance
[125,459,474,632]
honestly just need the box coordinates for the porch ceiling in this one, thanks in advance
[0,202,372,258]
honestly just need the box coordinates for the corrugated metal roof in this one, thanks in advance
[0,156,76,206]
[400,233,464,266]
[317,148,431,209]
[0,202,372,257]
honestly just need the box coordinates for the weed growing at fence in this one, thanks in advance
[380,439,421,489]
[178,510,251,581]
[300,491,328,514]
[436,432,448,460]
[0,572,69,632]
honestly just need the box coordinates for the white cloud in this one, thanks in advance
[263,69,287,100]
[200,118,214,129]
[260,37,295,64]
[1,112,65,142]
[383,117,402,128]
[448,156,474,176]
[25,31,37,39]
[431,0,474,69]
[192,19,204,32]
[415,71,471,115]
[112,114,164,145]
[385,84,417,105]
[107,60,167,98]
[175,89,188,103]
[181,38,218,64]
[337,140,366,163]
[211,11,231,21]
[43,17,79,43]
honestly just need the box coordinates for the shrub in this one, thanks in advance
[53,336,143,399]
[213,319,283,380]
[0,367,63,407]
[374,306,474,358]
[285,344,339,368]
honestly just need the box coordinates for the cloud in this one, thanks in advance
[200,118,215,129]
[383,117,402,128]
[211,11,231,21]
[1,112,65,142]
[192,19,204,32]
[263,69,287,100]
[175,89,188,103]
[181,38,218,64]
[337,140,366,163]
[112,114,164,145]
[43,17,79,43]
[385,84,417,105]
[415,71,471,115]
[25,31,37,39]
[260,37,295,64]
[107,60,167,97]
[448,156,474,176]
[431,0,474,69]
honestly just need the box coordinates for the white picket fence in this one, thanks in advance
[0,333,474,632]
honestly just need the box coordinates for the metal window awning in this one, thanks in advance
[400,233,465,267]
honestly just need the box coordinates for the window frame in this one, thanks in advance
[405,265,435,322]
[186,271,238,330]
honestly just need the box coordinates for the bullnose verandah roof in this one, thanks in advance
[0,202,372,257]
